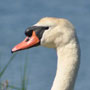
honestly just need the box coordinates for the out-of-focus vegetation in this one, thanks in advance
[0,53,29,90]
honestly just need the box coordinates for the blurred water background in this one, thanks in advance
[0,0,90,90]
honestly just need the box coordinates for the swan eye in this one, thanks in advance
[42,26,49,30]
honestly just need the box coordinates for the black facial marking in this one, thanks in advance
[25,26,49,39]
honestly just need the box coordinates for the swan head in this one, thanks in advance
[36,17,75,48]
[12,17,75,52]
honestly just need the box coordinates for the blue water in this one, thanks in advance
[0,0,90,90]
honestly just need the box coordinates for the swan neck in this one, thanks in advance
[51,42,80,90]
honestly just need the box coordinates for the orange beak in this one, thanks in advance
[11,31,40,53]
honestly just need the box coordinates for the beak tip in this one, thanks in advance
[11,50,14,53]
[11,47,17,53]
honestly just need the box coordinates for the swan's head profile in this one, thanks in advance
[12,17,76,52]
[12,17,80,90]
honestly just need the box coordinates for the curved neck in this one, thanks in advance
[51,41,80,90]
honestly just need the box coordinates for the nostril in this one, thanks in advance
[25,37,30,42]
[25,29,33,37]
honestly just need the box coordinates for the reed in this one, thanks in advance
[21,54,29,90]
[0,53,29,90]
[0,53,17,78]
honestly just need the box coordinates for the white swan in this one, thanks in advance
[12,17,80,90]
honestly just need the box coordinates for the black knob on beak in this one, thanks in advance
[25,29,33,37]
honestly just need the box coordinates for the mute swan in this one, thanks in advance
[12,17,80,90]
